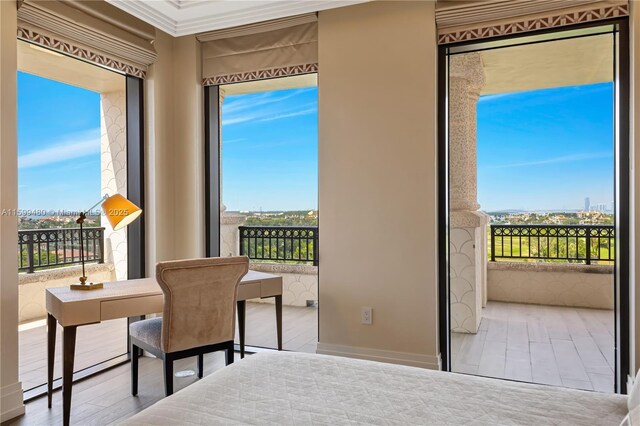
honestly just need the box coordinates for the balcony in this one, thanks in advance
[225,220,319,349]
[19,227,105,273]
[490,224,614,265]
[19,220,318,393]
[239,225,318,266]
[222,214,319,307]
[17,227,112,325]
[452,223,615,393]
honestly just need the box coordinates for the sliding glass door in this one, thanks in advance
[17,40,145,399]
[438,20,629,393]
[206,75,319,354]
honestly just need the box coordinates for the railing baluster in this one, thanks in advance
[99,229,105,264]
[63,229,67,264]
[490,226,495,262]
[585,228,592,265]
[489,224,613,265]
[27,233,35,273]
[313,229,319,266]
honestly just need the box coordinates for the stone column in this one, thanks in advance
[220,207,247,257]
[219,87,226,214]
[449,53,489,334]
[216,88,249,258]
[100,89,127,280]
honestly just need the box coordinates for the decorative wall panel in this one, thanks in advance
[437,1,628,44]
[17,27,145,78]
[101,90,128,280]
[203,63,318,86]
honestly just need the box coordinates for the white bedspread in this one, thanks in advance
[122,351,627,425]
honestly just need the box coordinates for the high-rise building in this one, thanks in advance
[584,197,590,212]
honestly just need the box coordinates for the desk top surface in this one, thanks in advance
[47,270,281,304]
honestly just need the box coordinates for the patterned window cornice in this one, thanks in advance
[438,3,629,45]
[203,63,318,86]
[17,27,146,79]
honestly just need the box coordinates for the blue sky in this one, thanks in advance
[477,82,613,212]
[221,87,318,211]
[18,72,102,213]
[17,70,611,214]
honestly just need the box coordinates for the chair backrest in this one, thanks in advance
[156,256,249,353]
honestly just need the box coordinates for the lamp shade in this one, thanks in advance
[101,194,142,231]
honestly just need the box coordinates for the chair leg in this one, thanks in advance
[197,353,204,379]
[163,355,174,396]
[131,343,139,396]
[225,341,234,365]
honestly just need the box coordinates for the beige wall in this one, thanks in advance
[488,263,614,310]
[316,1,440,368]
[0,0,25,421]
[145,30,176,269]
[172,36,205,260]
[145,31,205,272]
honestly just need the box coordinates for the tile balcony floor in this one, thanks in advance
[19,302,318,393]
[452,301,614,393]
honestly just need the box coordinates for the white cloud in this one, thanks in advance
[222,112,264,126]
[224,88,311,114]
[478,93,517,103]
[222,88,316,126]
[18,131,100,169]
[256,107,317,123]
[488,152,612,169]
[223,138,247,144]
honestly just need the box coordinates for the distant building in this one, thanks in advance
[584,197,590,212]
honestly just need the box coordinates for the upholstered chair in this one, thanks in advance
[129,256,249,396]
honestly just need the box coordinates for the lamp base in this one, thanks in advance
[70,282,104,291]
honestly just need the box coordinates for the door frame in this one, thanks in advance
[437,18,631,393]
[22,73,146,401]
[203,75,320,353]
[204,85,221,258]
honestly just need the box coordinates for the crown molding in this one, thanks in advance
[107,0,367,37]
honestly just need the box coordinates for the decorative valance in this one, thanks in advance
[436,0,629,45]
[17,0,156,78]
[198,14,318,86]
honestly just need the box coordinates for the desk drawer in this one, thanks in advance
[101,295,164,320]
[261,280,283,298]
[237,283,261,300]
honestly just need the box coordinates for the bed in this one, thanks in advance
[122,351,628,425]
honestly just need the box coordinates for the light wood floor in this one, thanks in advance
[18,302,318,392]
[452,301,614,393]
[9,352,230,426]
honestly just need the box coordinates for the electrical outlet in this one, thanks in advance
[361,307,372,325]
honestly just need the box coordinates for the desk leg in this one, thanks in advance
[237,300,246,359]
[62,326,77,426]
[275,295,282,351]
[47,314,56,409]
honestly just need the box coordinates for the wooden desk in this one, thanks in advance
[45,271,283,426]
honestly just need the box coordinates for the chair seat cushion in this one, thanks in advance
[130,317,162,350]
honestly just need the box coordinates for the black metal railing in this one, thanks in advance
[239,226,318,265]
[490,224,614,264]
[18,227,105,273]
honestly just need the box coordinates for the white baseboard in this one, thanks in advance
[316,343,442,370]
[1,382,24,422]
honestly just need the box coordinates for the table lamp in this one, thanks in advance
[71,194,142,291]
